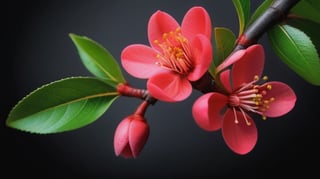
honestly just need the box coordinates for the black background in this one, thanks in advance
[2,0,319,178]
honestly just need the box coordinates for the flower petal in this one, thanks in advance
[216,49,246,73]
[147,72,192,102]
[219,69,232,93]
[188,34,213,81]
[222,110,258,155]
[114,118,131,156]
[148,10,179,51]
[192,93,228,131]
[129,118,149,158]
[119,145,134,158]
[260,81,297,117]
[232,44,265,89]
[181,6,212,40]
[121,44,165,79]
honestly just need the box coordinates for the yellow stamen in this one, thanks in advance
[267,84,272,90]
[162,33,168,39]
[154,28,193,75]
[263,76,268,81]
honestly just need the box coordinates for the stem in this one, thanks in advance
[134,101,149,116]
[191,71,216,93]
[117,83,157,105]
[117,83,148,99]
[235,0,301,50]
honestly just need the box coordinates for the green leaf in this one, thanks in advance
[211,27,236,74]
[267,24,320,85]
[6,77,119,134]
[291,0,320,24]
[287,18,320,55]
[248,0,273,26]
[232,0,251,36]
[70,33,126,84]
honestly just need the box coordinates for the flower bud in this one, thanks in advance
[113,114,149,158]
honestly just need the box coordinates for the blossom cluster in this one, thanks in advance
[114,6,296,158]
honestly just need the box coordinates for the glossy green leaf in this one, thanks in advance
[268,24,320,85]
[287,18,320,55]
[211,27,236,74]
[232,0,251,36]
[291,0,320,24]
[248,0,273,26]
[6,77,119,134]
[70,33,126,84]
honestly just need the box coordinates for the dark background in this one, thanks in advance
[2,0,319,177]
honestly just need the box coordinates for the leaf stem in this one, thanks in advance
[117,83,157,105]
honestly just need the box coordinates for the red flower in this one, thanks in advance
[113,114,149,158]
[192,44,297,155]
[121,6,212,102]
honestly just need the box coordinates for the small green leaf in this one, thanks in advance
[291,0,320,24]
[232,0,251,36]
[70,33,126,84]
[267,24,320,85]
[6,77,119,134]
[248,0,273,26]
[211,27,236,74]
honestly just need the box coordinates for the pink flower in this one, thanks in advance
[192,44,297,155]
[121,6,212,102]
[113,114,149,158]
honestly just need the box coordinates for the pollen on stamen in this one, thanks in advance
[162,33,168,39]
[154,40,159,44]
[262,116,267,120]
[267,84,272,90]
[254,75,259,81]
[263,76,268,81]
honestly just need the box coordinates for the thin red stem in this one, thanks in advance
[117,83,157,104]
[134,101,149,116]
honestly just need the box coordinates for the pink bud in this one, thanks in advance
[113,115,149,158]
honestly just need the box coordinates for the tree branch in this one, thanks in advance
[235,0,301,50]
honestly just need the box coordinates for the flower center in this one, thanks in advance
[228,75,275,125]
[153,28,194,75]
